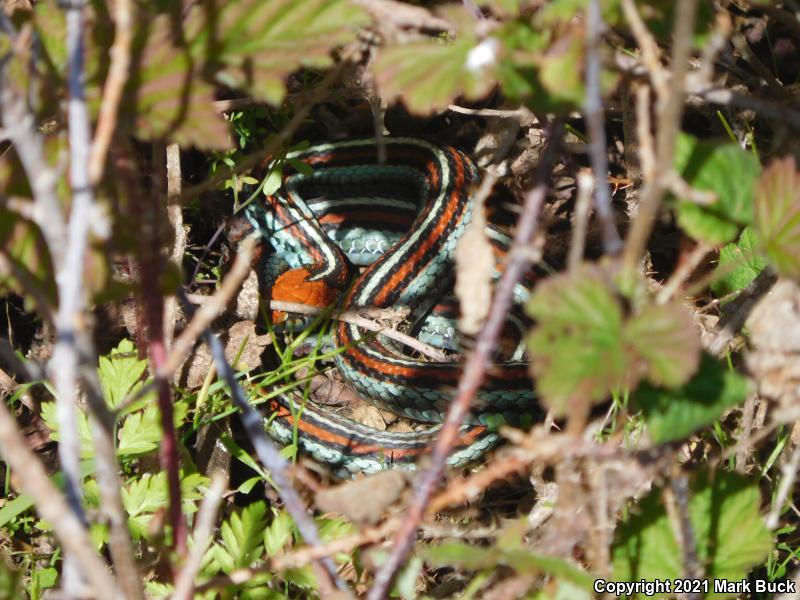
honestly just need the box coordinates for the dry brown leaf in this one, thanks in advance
[745,279,800,413]
[350,405,387,431]
[177,320,270,388]
[455,203,494,336]
[314,470,408,524]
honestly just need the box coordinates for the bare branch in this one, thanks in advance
[88,0,132,184]
[585,0,622,255]
[622,0,699,270]
[568,170,593,271]
[172,472,228,600]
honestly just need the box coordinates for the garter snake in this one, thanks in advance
[244,138,538,475]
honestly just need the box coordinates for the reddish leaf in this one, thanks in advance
[754,156,800,280]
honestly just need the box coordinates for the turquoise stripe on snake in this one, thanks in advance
[243,137,539,474]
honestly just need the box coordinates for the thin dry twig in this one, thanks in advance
[620,0,668,101]
[366,122,563,600]
[269,300,449,362]
[766,442,800,530]
[164,143,185,348]
[448,104,532,119]
[585,0,622,256]
[656,242,713,304]
[568,170,594,271]
[172,472,228,600]
[666,472,703,597]
[735,394,758,473]
[88,0,132,184]
[0,399,123,600]
[622,0,699,270]
[161,235,258,379]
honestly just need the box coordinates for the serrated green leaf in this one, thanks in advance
[527,265,701,416]
[116,401,188,457]
[127,15,231,149]
[674,134,762,244]
[98,339,147,408]
[624,301,701,388]
[374,10,495,114]
[710,227,767,298]
[526,265,628,414]
[264,510,294,557]
[633,353,749,444]
[217,502,268,570]
[753,156,800,280]
[197,0,368,105]
[40,401,94,458]
[613,471,772,598]
[122,471,206,540]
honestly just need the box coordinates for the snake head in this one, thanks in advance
[270,267,339,323]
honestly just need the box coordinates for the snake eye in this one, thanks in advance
[270,267,338,322]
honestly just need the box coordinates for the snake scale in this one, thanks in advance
[243,138,539,475]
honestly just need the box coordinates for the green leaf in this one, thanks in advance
[199,0,369,105]
[40,401,94,458]
[122,472,206,540]
[753,156,800,280]
[710,227,768,298]
[215,502,268,571]
[262,167,284,197]
[613,471,772,598]
[264,510,294,557]
[526,265,627,414]
[535,28,586,109]
[624,301,701,388]
[127,15,231,149]
[117,400,188,457]
[374,8,496,114]
[674,134,762,244]
[633,353,749,444]
[98,339,147,408]
[526,265,700,416]
[0,494,35,530]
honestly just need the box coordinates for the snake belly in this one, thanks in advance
[244,138,538,475]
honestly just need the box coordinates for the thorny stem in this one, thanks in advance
[141,187,187,556]
[366,122,563,600]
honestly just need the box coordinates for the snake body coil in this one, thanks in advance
[245,138,537,475]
